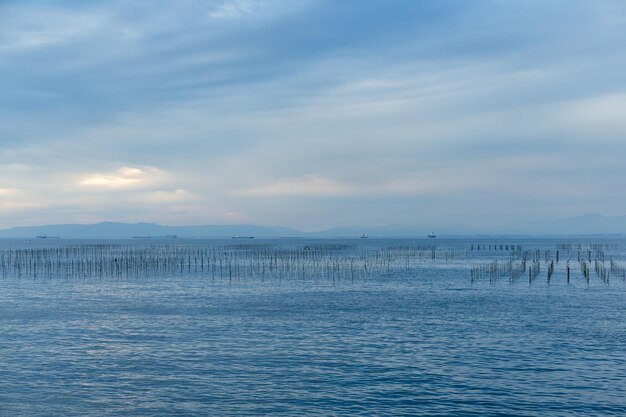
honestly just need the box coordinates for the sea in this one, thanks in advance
[1,237,625,416]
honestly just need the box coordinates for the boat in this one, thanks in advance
[361,234,368,239]
[428,232,436,238]
[232,235,254,239]
[36,235,60,239]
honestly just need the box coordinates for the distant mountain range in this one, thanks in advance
[498,214,626,235]
[0,222,302,239]
[1,214,626,238]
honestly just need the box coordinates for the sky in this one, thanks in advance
[1,0,626,230]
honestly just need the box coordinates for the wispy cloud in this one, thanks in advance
[207,0,263,20]
[236,174,356,197]
[0,7,107,52]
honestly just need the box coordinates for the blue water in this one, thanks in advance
[1,238,626,416]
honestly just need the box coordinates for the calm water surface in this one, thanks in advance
[1,238,626,416]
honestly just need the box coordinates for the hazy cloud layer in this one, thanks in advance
[1,0,626,229]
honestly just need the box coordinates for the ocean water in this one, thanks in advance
[1,238,626,416]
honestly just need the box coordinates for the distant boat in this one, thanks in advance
[428,232,436,238]
[232,235,254,239]
[36,235,60,239]
[132,236,152,239]
[361,234,368,239]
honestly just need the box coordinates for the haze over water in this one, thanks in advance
[1,237,625,416]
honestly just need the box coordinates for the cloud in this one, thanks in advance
[134,189,193,204]
[1,0,626,228]
[0,187,46,214]
[207,0,262,20]
[554,93,626,137]
[0,6,107,52]
[206,0,308,21]
[237,174,355,197]
[234,167,502,199]
[79,167,167,190]
[0,188,18,197]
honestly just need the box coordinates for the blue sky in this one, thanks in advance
[1,0,626,229]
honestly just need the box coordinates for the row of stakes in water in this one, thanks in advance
[471,255,625,285]
[0,243,466,281]
[1,242,623,284]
